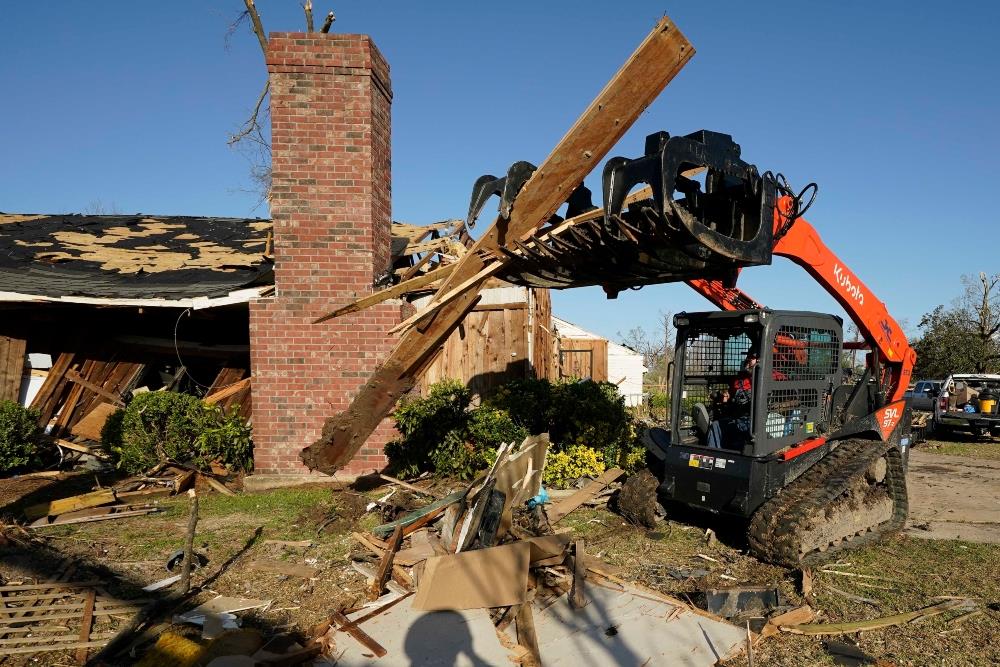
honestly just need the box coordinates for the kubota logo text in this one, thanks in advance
[833,263,865,305]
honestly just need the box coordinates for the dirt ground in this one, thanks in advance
[906,442,1000,543]
[2,448,999,666]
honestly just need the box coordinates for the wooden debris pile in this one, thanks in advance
[22,463,234,529]
[308,435,747,665]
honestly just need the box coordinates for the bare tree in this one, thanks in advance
[83,200,122,215]
[959,272,1000,372]
[618,309,673,389]
[227,2,329,208]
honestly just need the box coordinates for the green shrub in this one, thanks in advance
[487,378,636,465]
[196,407,254,472]
[0,400,40,473]
[542,445,605,488]
[103,392,253,474]
[385,380,471,478]
[485,378,553,435]
[386,380,527,480]
[387,378,645,483]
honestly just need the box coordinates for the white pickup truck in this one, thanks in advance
[931,373,1000,438]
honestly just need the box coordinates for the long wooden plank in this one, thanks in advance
[0,639,114,656]
[30,353,74,424]
[313,263,453,324]
[203,377,251,405]
[75,588,97,664]
[302,17,693,473]
[546,468,625,523]
[64,369,125,408]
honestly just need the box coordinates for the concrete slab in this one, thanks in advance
[521,582,745,667]
[334,600,513,666]
[906,449,1000,543]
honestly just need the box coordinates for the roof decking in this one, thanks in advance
[0,213,273,303]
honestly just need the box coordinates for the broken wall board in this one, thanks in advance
[0,335,26,403]
[69,403,117,441]
[517,581,745,666]
[301,15,695,474]
[412,541,531,611]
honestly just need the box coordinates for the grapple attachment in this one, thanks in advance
[468,130,777,297]
[603,130,775,265]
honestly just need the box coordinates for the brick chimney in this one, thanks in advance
[248,33,403,486]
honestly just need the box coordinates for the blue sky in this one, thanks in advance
[2,2,997,344]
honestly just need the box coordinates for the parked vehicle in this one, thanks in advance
[931,374,1000,438]
[904,380,942,411]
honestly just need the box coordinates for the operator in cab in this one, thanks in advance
[707,350,758,449]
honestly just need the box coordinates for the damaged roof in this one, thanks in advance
[0,212,274,304]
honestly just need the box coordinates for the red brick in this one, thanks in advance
[250,34,397,476]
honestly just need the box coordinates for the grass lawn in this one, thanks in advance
[920,437,1000,460]
[3,478,999,665]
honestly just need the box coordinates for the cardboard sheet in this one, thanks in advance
[494,435,549,534]
[412,541,530,611]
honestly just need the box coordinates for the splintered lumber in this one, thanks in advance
[300,16,694,474]
[546,468,625,523]
[377,473,442,499]
[515,602,542,665]
[54,438,109,459]
[368,526,404,600]
[25,488,117,521]
[200,473,236,496]
[29,507,159,528]
[332,611,386,658]
[371,490,464,539]
[313,263,453,323]
[64,369,125,407]
[203,377,251,405]
[76,588,97,664]
[780,599,973,635]
[571,540,587,609]
[759,606,815,640]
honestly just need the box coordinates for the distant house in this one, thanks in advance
[552,316,647,406]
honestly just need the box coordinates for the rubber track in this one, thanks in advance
[747,439,908,568]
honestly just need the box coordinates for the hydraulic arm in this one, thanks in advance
[685,197,915,403]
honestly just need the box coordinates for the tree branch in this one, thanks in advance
[321,11,335,33]
[228,80,270,146]
[243,0,269,57]
[304,1,314,32]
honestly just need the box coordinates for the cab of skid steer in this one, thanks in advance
[669,309,843,458]
[642,309,845,516]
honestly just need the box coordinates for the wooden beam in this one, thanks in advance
[368,525,403,601]
[75,589,96,665]
[63,370,124,408]
[546,468,625,523]
[203,377,251,405]
[332,611,386,658]
[388,263,502,335]
[313,263,453,324]
[301,17,693,474]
